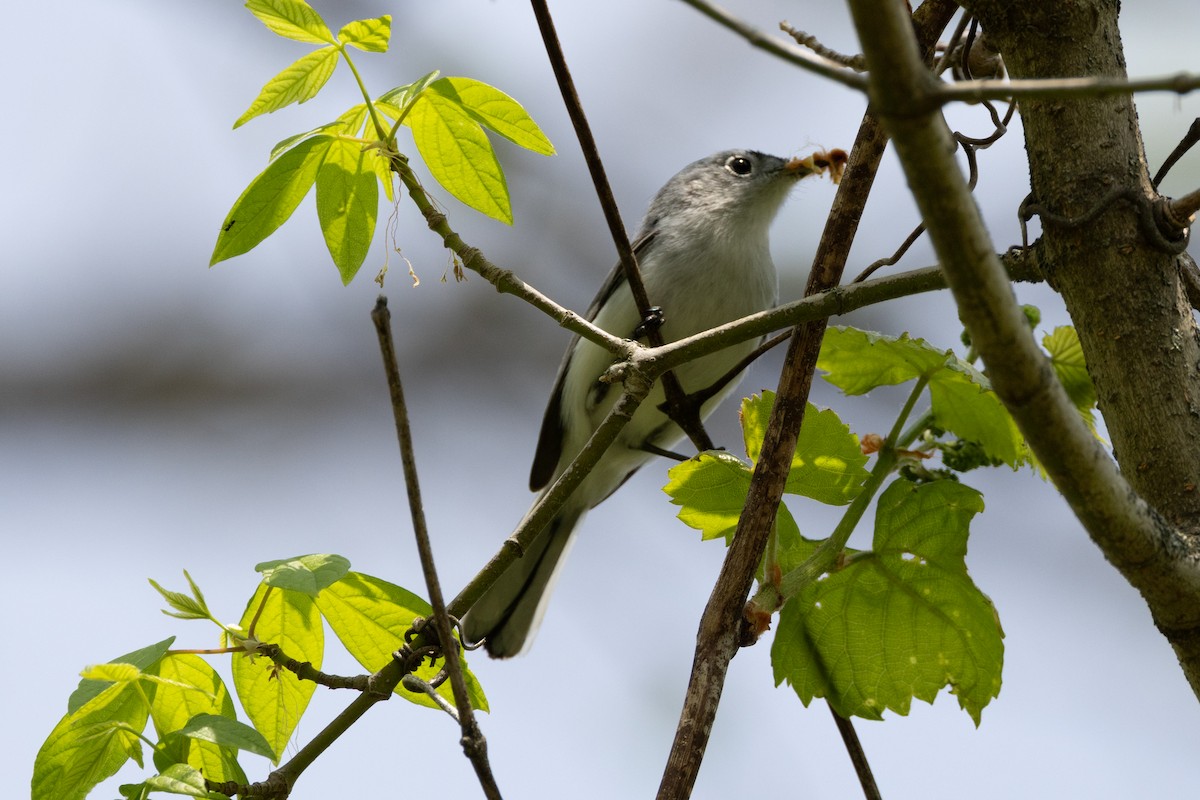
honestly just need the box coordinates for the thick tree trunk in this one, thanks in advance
[961,0,1200,686]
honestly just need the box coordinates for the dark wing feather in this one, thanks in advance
[528,230,659,491]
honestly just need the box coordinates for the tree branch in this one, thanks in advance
[675,0,867,91]
[652,247,1042,373]
[530,0,718,451]
[371,298,501,799]
[447,378,654,618]
[850,0,1200,696]
[936,71,1200,104]
[389,155,627,359]
[655,4,961,797]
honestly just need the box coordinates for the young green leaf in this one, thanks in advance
[245,0,334,44]
[231,582,322,760]
[664,447,808,570]
[34,670,157,800]
[664,451,755,543]
[741,393,869,504]
[149,655,247,786]
[337,16,392,52]
[428,77,555,156]
[1044,325,1097,409]
[772,479,1003,725]
[68,638,175,715]
[234,45,339,129]
[929,360,1025,467]
[818,327,948,395]
[176,714,277,762]
[269,120,351,161]
[378,70,442,125]
[211,134,333,265]
[81,663,142,683]
[316,138,379,283]
[254,553,351,596]
[140,763,227,798]
[407,91,511,223]
[819,327,1026,468]
[315,571,489,712]
[149,571,211,621]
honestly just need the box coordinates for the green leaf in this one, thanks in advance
[148,655,247,786]
[378,70,442,118]
[316,572,489,712]
[316,139,379,283]
[428,77,555,156]
[269,119,353,161]
[245,0,334,44]
[68,638,175,715]
[81,663,142,682]
[234,45,339,129]
[231,582,322,760]
[772,479,1003,725]
[818,327,948,395]
[177,714,276,762]
[255,553,351,596]
[665,452,754,543]
[337,16,391,52]
[149,571,211,621]
[741,393,869,504]
[819,327,1026,468]
[141,763,228,798]
[928,361,1025,467]
[211,134,333,265]
[34,670,157,800]
[664,451,807,570]
[1044,325,1096,409]
[407,91,511,223]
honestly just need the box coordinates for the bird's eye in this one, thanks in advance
[726,156,753,176]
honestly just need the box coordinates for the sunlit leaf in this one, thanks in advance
[234,45,339,129]
[255,553,351,597]
[337,16,391,52]
[407,92,511,223]
[211,134,333,265]
[773,479,1003,725]
[245,0,334,44]
[316,572,488,712]
[428,77,554,155]
[231,582,322,760]
[316,139,379,283]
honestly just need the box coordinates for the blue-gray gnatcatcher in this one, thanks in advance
[462,150,819,657]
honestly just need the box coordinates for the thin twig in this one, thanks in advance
[372,297,502,800]
[680,0,1200,107]
[529,0,716,451]
[935,71,1200,104]
[1152,118,1200,188]
[655,3,960,797]
[678,0,868,91]
[447,381,653,617]
[255,643,376,693]
[829,706,882,800]
[388,155,628,358]
[653,246,1042,374]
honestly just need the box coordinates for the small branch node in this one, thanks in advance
[779,22,866,71]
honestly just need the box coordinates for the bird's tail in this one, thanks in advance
[461,502,585,658]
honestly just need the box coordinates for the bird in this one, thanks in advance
[461,150,820,657]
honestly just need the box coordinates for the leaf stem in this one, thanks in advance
[338,46,390,143]
[769,376,929,603]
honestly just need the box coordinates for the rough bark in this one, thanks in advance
[955,0,1200,688]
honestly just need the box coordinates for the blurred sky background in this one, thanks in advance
[5,1,1200,798]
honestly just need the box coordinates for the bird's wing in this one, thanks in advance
[528,230,658,491]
